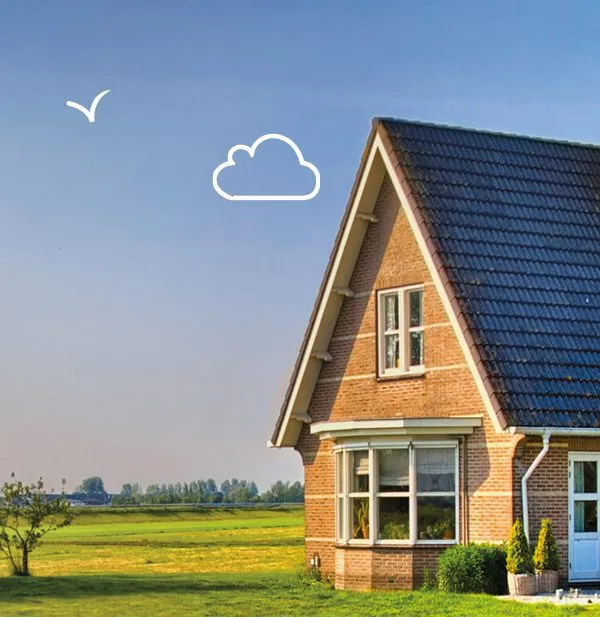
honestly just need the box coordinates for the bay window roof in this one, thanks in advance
[311,416,483,441]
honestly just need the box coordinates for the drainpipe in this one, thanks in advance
[522,430,551,543]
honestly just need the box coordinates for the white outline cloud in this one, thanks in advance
[212,133,320,201]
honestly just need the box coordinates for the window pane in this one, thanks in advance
[383,294,399,331]
[336,452,343,494]
[417,496,456,540]
[409,290,423,327]
[337,497,344,539]
[575,501,597,533]
[378,449,409,492]
[410,331,423,367]
[416,448,455,492]
[378,497,409,540]
[575,461,597,494]
[351,450,369,492]
[384,334,400,369]
[351,497,370,539]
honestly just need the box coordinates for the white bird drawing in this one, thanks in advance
[66,89,111,123]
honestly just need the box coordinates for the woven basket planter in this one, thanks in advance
[535,570,558,594]
[508,572,537,596]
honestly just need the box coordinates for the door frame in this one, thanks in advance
[568,452,600,582]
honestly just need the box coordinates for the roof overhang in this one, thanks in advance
[311,416,483,441]
[269,119,508,449]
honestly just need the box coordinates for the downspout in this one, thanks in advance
[522,430,551,543]
[461,436,469,544]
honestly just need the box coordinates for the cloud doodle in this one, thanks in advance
[212,133,320,201]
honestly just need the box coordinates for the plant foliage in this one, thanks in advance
[506,519,533,574]
[533,519,560,572]
[437,543,507,594]
[0,474,74,576]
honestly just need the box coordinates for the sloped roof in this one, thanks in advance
[383,119,600,428]
[271,118,600,447]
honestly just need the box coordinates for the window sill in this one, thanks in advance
[377,370,425,383]
[335,540,457,549]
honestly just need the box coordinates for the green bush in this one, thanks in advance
[506,519,533,574]
[478,544,509,595]
[533,519,560,572]
[296,565,333,588]
[436,543,507,594]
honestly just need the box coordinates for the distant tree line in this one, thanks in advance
[110,478,303,505]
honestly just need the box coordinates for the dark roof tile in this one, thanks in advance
[382,118,600,428]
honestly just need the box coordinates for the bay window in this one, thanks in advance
[336,442,458,544]
[378,286,424,377]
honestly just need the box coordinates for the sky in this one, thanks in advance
[0,0,599,493]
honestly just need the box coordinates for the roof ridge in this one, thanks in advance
[375,117,600,152]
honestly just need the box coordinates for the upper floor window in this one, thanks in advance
[377,285,424,377]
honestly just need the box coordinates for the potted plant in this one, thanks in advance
[506,519,536,595]
[353,501,369,539]
[533,519,560,593]
[442,524,454,540]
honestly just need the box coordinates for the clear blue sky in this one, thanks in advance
[0,0,598,493]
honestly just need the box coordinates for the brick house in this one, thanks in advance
[269,118,600,590]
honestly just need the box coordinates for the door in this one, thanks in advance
[569,453,600,581]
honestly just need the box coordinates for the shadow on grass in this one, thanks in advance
[72,506,303,521]
[0,573,283,602]
[45,539,304,548]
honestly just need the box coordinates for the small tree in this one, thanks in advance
[533,519,560,572]
[76,476,106,503]
[506,519,533,574]
[0,474,74,576]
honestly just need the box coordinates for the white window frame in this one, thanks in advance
[377,285,424,378]
[334,440,459,546]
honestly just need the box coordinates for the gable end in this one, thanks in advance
[270,121,508,448]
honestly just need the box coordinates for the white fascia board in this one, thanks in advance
[274,129,508,447]
[509,426,600,437]
[274,140,384,447]
[375,134,505,434]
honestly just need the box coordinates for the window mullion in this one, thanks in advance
[399,291,406,372]
[455,444,460,544]
[369,448,376,545]
[343,450,349,543]
[409,443,417,544]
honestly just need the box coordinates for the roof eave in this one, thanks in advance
[270,122,385,447]
[377,123,508,432]
[508,426,600,436]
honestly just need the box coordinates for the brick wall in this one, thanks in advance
[296,175,520,590]
[513,437,600,585]
[334,545,444,590]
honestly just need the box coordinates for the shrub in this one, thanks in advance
[296,565,332,588]
[533,519,560,572]
[506,519,533,574]
[436,543,507,594]
[478,544,509,595]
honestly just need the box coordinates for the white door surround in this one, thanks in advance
[569,453,600,582]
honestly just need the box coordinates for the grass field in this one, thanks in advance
[0,506,599,616]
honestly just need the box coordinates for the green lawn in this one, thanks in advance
[0,506,597,616]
